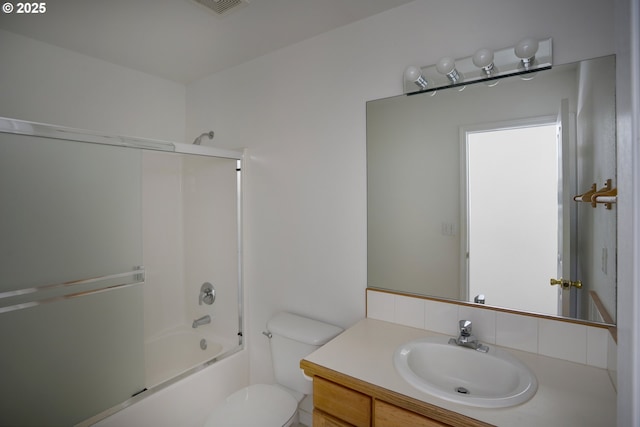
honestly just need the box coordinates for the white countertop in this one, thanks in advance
[303,318,616,427]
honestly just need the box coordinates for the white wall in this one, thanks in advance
[614,0,640,425]
[186,0,615,386]
[0,29,185,142]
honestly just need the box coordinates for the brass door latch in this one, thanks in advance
[550,278,583,289]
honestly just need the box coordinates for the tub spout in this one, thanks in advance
[192,315,211,328]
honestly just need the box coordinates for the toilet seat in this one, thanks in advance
[204,384,298,427]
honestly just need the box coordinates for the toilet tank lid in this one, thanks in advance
[267,312,343,346]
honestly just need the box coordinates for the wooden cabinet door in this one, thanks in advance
[374,400,450,427]
[314,376,371,427]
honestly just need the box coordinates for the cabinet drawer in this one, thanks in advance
[313,409,355,427]
[374,400,450,427]
[314,376,371,427]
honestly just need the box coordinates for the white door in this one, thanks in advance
[464,119,558,315]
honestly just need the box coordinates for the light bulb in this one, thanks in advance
[515,37,539,71]
[436,57,455,75]
[472,48,495,76]
[436,57,461,84]
[472,49,494,69]
[514,38,539,60]
[404,65,428,89]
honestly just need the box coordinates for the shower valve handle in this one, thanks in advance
[199,282,215,305]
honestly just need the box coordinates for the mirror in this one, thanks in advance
[367,55,616,325]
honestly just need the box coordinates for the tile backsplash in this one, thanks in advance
[366,289,617,388]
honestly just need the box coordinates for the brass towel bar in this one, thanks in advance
[573,179,617,209]
[550,278,583,289]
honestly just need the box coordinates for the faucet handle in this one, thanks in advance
[199,282,215,305]
[459,320,472,336]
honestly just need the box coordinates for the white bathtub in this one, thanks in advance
[93,349,248,427]
[84,328,243,427]
[144,327,226,388]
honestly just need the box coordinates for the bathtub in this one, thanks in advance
[144,327,228,388]
[82,328,243,427]
[92,347,248,427]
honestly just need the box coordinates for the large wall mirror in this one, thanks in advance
[367,54,616,325]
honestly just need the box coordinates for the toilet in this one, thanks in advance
[204,312,343,427]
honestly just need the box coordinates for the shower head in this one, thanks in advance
[193,131,214,145]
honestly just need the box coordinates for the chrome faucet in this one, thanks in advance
[449,320,489,353]
[192,315,211,328]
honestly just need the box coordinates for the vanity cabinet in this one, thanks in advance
[303,360,491,427]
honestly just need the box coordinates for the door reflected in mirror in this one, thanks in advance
[465,123,558,316]
[367,55,616,325]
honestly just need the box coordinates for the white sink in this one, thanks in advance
[393,336,537,408]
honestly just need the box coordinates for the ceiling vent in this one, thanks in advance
[193,0,248,16]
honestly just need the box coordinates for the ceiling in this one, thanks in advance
[0,0,414,84]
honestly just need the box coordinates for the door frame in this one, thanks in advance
[556,99,579,318]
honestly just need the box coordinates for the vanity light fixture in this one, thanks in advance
[436,57,462,84]
[402,37,551,94]
[404,65,428,89]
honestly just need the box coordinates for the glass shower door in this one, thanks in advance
[0,134,145,426]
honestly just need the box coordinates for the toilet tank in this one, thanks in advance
[267,312,343,395]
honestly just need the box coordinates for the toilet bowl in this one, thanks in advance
[203,384,298,427]
[203,312,343,427]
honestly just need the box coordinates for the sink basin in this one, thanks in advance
[393,336,537,408]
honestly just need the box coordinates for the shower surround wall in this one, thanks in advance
[142,151,241,384]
